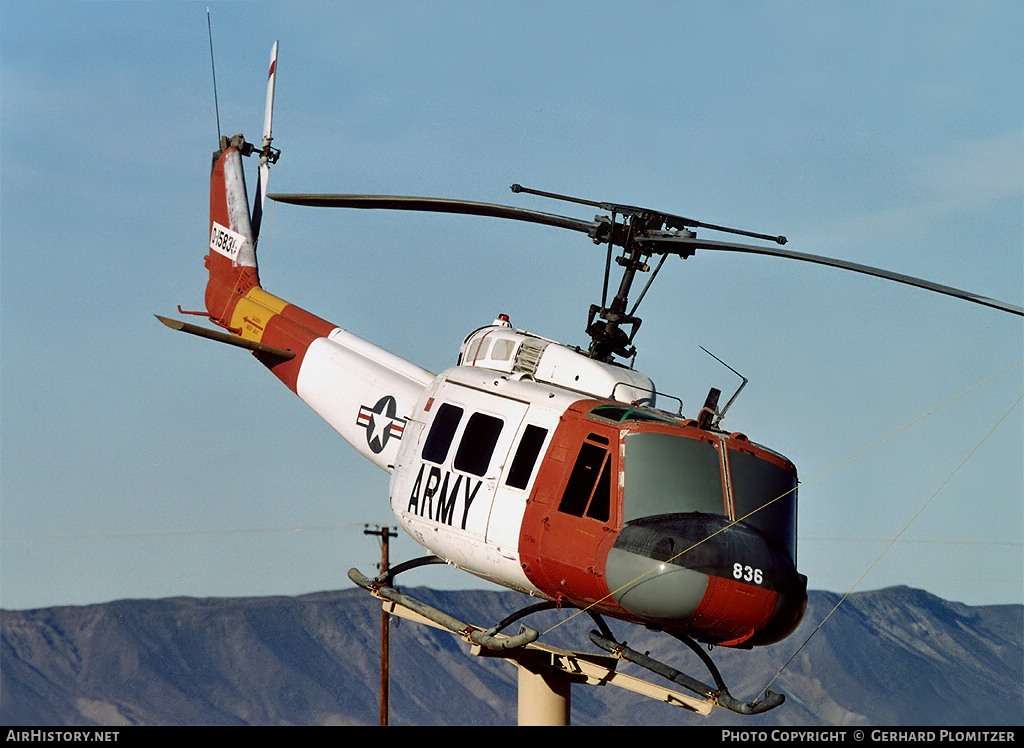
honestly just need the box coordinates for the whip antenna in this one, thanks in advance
[699,346,749,426]
[207,8,221,138]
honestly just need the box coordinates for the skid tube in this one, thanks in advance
[476,596,781,716]
[348,560,539,651]
[588,629,785,715]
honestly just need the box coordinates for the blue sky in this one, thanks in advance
[1,1,1021,613]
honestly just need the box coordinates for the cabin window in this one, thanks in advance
[491,338,516,362]
[465,337,491,363]
[590,404,674,425]
[505,424,548,490]
[453,412,503,476]
[729,449,798,561]
[422,403,463,464]
[586,458,612,521]
[622,432,724,522]
[558,436,612,522]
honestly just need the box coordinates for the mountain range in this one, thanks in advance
[2,585,1021,726]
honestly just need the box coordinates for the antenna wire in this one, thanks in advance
[207,9,221,138]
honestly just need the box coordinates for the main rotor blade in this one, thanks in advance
[269,192,1022,316]
[656,236,1024,317]
[268,193,598,236]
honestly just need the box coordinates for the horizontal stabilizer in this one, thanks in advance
[155,315,295,361]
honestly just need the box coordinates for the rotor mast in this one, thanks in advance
[511,184,787,363]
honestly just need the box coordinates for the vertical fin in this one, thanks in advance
[205,40,278,327]
[205,139,260,327]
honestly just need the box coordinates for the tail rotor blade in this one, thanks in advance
[253,40,279,247]
[262,41,278,150]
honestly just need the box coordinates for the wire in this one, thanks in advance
[539,359,1023,638]
[0,522,371,544]
[799,536,1021,547]
[207,9,221,138]
[755,388,1023,702]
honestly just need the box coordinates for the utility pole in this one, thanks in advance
[363,524,398,726]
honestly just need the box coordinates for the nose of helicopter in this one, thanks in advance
[605,513,806,646]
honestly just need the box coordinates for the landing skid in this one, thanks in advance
[588,629,785,715]
[349,555,782,716]
[348,561,539,650]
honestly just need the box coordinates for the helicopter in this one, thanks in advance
[159,42,1023,716]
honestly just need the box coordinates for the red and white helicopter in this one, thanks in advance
[160,42,1023,715]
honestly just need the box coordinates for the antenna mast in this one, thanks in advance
[206,8,221,138]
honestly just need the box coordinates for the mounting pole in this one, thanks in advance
[517,660,571,725]
[364,524,398,726]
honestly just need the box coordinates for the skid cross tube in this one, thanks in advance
[375,554,447,587]
[348,567,539,650]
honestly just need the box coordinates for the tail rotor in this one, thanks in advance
[203,40,280,325]
[252,40,279,247]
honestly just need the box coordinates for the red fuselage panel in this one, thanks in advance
[518,400,806,646]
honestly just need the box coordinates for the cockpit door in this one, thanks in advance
[521,414,621,604]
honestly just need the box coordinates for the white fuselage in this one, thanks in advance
[292,316,659,595]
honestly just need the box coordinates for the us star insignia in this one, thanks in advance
[357,395,407,453]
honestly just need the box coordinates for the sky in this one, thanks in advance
[1,1,1021,614]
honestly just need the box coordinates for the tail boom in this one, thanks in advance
[200,141,432,471]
